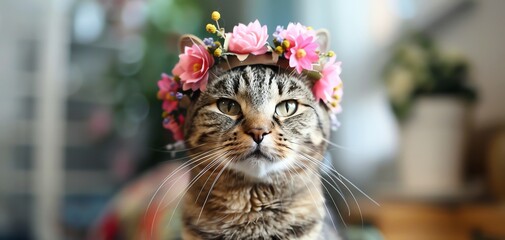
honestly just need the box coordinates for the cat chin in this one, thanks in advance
[227,156,295,181]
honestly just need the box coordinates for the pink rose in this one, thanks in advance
[172,44,214,91]
[285,34,319,73]
[228,20,269,55]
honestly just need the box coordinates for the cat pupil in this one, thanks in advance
[276,100,298,117]
[217,98,241,115]
[228,101,235,112]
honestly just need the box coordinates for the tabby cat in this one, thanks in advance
[180,63,339,239]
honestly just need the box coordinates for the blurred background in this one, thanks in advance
[1,0,504,239]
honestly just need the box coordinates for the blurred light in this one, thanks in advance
[370,0,399,46]
[117,61,143,77]
[124,93,149,123]
[121,0,147,30]
[119,35,145,64]
[335,89,398,187]
[391,0,416,19]
[73,0,105,44]
[148,0,202,34]
[67,65,84,96]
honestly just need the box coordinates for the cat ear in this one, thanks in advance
[179,34,206,53]
[315,29,330,53]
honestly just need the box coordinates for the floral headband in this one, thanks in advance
[158,11,343,146]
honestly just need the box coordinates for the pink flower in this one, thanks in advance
[285,34,319,73]
[162,100,178,113]
[280,23,316,50]
[163,116,184,141]
[157,73,180,113]
[172,44,214,91]
[312,56,343,113]
[228,20,269,55]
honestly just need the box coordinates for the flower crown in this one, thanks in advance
[158,11,343,145]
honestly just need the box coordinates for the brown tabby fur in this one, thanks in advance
[179,65,335,240]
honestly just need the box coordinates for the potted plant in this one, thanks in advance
[384,34,477,198]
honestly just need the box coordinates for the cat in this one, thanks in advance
[180,64,339,240]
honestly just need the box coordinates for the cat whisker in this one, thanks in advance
[285,141,372,225]
[193,152,232,204]
[289,159,340,231]
[164,151,228,230]
[196,156,233,224]
[287,161,337,236]
[321,137,356,153]
[167,150,228,208]
[293,148,378,226]
[288,147,350,211]
[148,149,225,237]
[296,149,363,218]
[145,150,211,221]
[300,144,380,207]
[287,142,347,198]
[150,142,208,154]
[294,153,351,228]
[145,147,221,219]
[288,141,378,206]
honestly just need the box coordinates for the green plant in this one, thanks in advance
[384,34,476,120]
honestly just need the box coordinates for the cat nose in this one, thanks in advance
[247,128,271,144]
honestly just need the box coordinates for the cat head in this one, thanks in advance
[184,65,332,180]
[157,14,343,181]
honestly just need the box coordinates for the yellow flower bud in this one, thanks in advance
[281,40,290,49]
[274,46,284,54]
[213,48,222,57]
[211,11,221,21]
[214,41,221,48]
[333,83,343,91]
[327,50,335,57]
[206,24,217,33]
[306,26,313,30]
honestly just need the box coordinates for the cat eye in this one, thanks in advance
[217,98,241,116]
[275,100,298,117]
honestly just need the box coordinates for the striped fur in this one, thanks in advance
[181,66,336,239]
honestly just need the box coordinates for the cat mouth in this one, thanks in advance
[246,148,275,162]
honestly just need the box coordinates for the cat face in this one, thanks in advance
[184,66,331,180]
